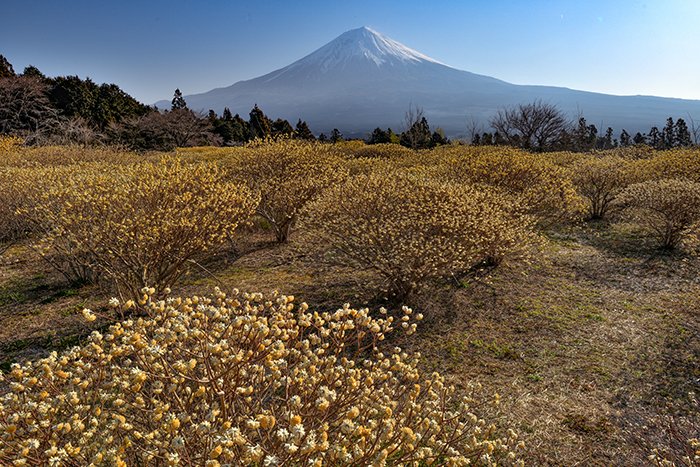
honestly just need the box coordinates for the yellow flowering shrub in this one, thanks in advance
[175,146,246,164]
[0,135,24,153]
[231,139,349,242]
[543,151,587,168]
[432,147,584,223]
[0,164,93,247]
[301,170,536,301]
[0,289,523,466]
[636,148,700,183]
[602,145,656,160]
[571,156,637,219]
[0,167,41,245]
[0,145,149,168]
[616,178,700,249]
[337,142,415,160]
[24,159,257,295]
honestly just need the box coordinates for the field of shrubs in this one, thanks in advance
[0,136,698,465]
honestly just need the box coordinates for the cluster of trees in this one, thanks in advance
[4,54,698,153]
[207,103,322,146]
[366,106,449,149]
[471,100,698,152]
[0,55,151,144]
[0,55,328,150]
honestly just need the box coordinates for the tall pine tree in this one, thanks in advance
[171,88,187,110]
[619,129,631,147]
[674,118,692,147]
[330,128,343,143]
[662,117,675,148]
[0,55,15,78]
[294,119,315,140]
[248,104,272,139]
[271,118,294,137]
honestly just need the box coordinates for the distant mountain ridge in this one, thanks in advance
[156,27,700,138]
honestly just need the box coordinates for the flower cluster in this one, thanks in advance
[0,135,24,153]
[301,169,536,301]
[431,146,586,224]
[0,289,522,465]
[0,144,147,168]
[335,141,414,160]
[21,158,258,295]
[229,139,349,242]
[637,148,700,183]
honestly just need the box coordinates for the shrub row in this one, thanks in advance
[3,141,700,301]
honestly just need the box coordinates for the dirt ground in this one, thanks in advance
[1,221,698,465]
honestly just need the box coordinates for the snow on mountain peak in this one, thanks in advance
[265,27,447,81]
[330,27,445,66]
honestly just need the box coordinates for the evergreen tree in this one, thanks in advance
[633,132,646,145]
[330,128,343,143]
[493,131,504,145]
[22,65,46,80]
[271,118,294,137]
[48,75,97,120]
[619,129,631,147]
[603,127,614,149]
[431,128,448,146]
[587,124,598,149]
[572,117,597,151]
[648,126,661,148]
[674,118,692,147]
[208,109,251,145]
[0,54,15,78]
[662,117,674,148]
[171,88,187,110]
[294,119,315,140]
[248,104,271,139]
[367,127,390,144]
[92,82,150,129]
[318,133,328,143]
[232,113,249,142]
[400,117,432,149]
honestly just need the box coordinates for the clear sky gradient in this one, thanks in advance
[3,0,699,104]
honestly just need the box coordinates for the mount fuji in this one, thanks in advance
[156,27,700,138]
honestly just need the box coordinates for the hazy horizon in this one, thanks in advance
[3,0,700,105]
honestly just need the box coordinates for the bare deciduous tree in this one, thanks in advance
[687,114,700,145]
[490,100,569,151]
[0,76,57,137]
[109,109,220,150]
[466,116,484,144]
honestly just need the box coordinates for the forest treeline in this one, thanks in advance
[1,55,698,152]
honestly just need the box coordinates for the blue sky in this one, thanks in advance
[3,0,699,104]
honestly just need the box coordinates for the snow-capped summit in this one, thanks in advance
[156,27,700,138]
[287,26,445,71]
[258,26,456,85]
